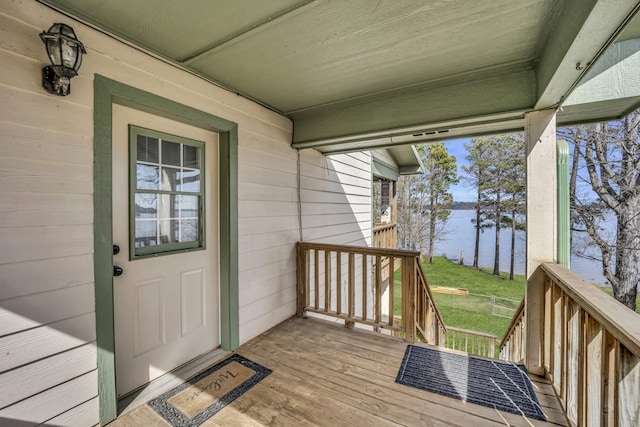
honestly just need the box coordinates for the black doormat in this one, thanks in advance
[396,345,545,420]
[149,354,271,426]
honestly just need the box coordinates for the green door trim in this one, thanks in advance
[93,75,239,425]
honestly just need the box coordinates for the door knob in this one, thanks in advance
[113,266,123,276]
[113,245,120,255]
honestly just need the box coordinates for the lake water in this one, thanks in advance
[434,210,610,286]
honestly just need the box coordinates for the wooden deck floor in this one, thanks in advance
[111,317,568,426]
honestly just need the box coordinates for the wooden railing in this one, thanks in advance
[499,262,640,426]
[446,326,499,358]
[498,299,525,363]
[296,242,445,345]
[373,223,397,249]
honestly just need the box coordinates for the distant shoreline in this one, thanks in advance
[447,201,476,210]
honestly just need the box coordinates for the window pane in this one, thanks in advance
[158,194,177,220]
[183,145,199,169]
[136,164,159,190]
[137,135,159,163]
[178,170,201,192]
[180,219,198,242]
[176,195,199,218]
[134,220,158,247]
[160,167,180,191]
[162,140,181,167]
[134,193,157,218]
[159,219,180,244]
[131,128,204,256]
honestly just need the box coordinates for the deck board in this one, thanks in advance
[111,317,568,426]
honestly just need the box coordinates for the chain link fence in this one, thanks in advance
[432,292,521,318]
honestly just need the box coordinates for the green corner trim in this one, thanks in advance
[93,75,239,425]
[557,139,570,268]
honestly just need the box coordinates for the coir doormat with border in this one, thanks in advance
[396,345,546,420]
[149,354,272,426]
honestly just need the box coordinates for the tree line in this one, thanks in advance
[397,135,526,281]
[395,108,639,310]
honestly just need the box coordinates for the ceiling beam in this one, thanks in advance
[534,0,640,110]
[292,69,535,147]
[182,0,317,65]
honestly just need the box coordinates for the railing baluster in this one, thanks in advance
[362,253,367,321]
[584,313,604,426]
[604,332,617,426]
[388,256,395,327]
[554,283,563,392]
[336,251,342,315]
[314,249,319,310]
[348,252,355,325]
[324,250,330,312]
[499,262,640,426]
[296,242,446,345]
[619,345,640,424]
[375,255,381,324]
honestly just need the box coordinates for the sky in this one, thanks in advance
[442,135,597,203]
[440,138,475,202]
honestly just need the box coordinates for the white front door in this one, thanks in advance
[112,104,220,397]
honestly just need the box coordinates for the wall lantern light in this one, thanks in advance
[39,23,86,96]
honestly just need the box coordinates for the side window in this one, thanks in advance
[130,125,205,258]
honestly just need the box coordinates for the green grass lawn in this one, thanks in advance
[394,256,639,342]
[394,257,525,339]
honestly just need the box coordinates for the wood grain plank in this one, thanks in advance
[241,322,542,427]
[271,317,565,423]
[619,345,640,425]
[584,315,604,426]
[107,317,567,427]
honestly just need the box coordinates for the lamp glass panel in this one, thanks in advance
[46,38,61,66]
[61,39,76,68]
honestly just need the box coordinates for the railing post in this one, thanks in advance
[525,109,558,376]
[402,255,416,343]
[296,243,307,317]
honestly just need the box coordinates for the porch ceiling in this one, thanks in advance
[42,0,640,153]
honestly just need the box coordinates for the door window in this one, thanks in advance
[129,126,205,258]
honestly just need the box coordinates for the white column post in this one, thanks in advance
[525,109,557,375]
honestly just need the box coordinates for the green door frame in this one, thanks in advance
[93,75,239,425]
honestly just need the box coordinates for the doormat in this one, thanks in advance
[396,345,546,420]
[149,354,272,426]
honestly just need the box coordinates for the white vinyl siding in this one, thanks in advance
[300,150,372,246]
[0,2,375,424]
